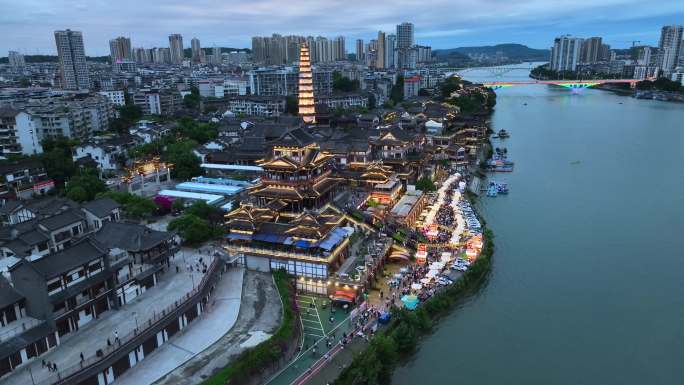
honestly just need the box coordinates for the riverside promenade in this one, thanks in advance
[114,268,244,385]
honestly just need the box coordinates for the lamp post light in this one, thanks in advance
[132,311,139,332]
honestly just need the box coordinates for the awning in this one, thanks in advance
[295,240,311,248]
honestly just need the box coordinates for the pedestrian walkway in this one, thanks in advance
[114,267,244,385]
[266,295,353,385]
[2,247,207,385]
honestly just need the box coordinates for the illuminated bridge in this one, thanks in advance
[438,65,537,78]
[482,79,641,90]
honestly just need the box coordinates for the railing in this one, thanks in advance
[0,318,44,342]
[34,256,223,385]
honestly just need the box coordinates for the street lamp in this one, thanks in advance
[132,311,139,331]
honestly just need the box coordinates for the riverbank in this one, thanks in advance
[332,225,494,385]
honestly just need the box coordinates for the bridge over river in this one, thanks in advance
[435,65,641,90]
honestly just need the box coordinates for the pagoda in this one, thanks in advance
[250,128,339,211]
[297,43,316,124]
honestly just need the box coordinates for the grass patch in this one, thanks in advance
[202,269,296,385]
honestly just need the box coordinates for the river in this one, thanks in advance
[393,65,684,385]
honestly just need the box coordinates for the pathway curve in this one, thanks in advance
[114,267,245,385]
[152,270,282,385]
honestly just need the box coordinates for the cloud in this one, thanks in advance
[1,0,683,54]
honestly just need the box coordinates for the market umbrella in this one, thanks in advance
[411,283,422,291]
[401,294,419,310]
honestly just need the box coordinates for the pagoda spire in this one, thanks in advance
[298,43,316,124]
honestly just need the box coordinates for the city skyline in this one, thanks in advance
[2,0,684,55]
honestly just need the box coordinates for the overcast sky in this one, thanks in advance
[2,0,684,55]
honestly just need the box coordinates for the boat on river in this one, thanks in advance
[497,129,510,138]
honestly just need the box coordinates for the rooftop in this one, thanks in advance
[94,221,175,252]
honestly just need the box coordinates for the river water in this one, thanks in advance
[393,66,684,385]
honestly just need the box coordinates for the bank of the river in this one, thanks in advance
[332,226,495,385]
[394,66,684,385]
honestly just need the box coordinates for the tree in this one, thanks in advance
[285,96,298,115]
[65,173,106,202]
[185,201,223,225]
[40,137,80,189]
[174,117,217,143]
[332,71,360,92]
[164,140,201,181]
[171,199,185,213]
[66,186,88,202]
[110,103,142,134]
[168,214,215,244]
[367,93,377,110]
[415,176,436,192]
[183,87,200,110]
[99,191,157,220]
[390,76,404,104]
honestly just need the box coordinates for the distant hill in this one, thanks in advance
[435,44,549,62]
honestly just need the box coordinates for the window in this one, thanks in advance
[47,279,62,294]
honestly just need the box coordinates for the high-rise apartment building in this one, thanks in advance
[396,22,416,69]
[8,51,25,68]
[550,35,583,72]
[580,37,602,64]
[212,46,221,64]
[376,31,386,69]
[334,36,346,61]
[168,34,184,64]
[109,36,132,62]
[657,25,683,74]
[396,22,415,49]
[252,34,346,64]
[133,47,152,64]
[416,45,432,63]
[191,38,202,63]
[152,48,171,64]
[356,39,365,63]
[54,29,90,90]
[385,34,397,68]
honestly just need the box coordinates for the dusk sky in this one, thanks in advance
[2,0,684,55]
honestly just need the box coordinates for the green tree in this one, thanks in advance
[165,140,201,181]
[171,199,185,213]
[174,117,218,143]
[332,71,360,92]
[65,173,106,202]
[367,93,376,109]
[66,186,88,202]
[99,191,157,220]
[40,137,80,189]
[168,214,215,244]
[415,176,436,192]
[285,96,298,115]
[110,103,142,134]
[183,87,200,110]
[390,76,404,104]
[185,201,223,225]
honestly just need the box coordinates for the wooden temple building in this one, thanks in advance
[250,128,340,211]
